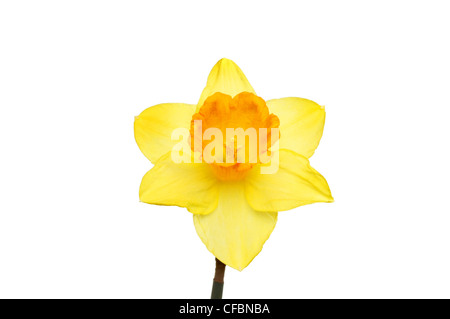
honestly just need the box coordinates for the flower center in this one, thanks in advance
[190,92,280,181]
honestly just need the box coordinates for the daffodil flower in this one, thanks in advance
[135,58,333,271]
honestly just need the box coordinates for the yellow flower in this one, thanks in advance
[135,58,333,271]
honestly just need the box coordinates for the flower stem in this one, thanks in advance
[210,258,226,299]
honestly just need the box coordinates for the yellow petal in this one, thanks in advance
[194,182,277,271]
[197,58,256,110]
[135,103,195,163]
[266,97,326,158]
[139,153,219,215]
[245,149,333,212]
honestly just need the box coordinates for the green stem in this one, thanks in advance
[211,258,226,299]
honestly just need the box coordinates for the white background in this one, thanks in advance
[1,1,449,299]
